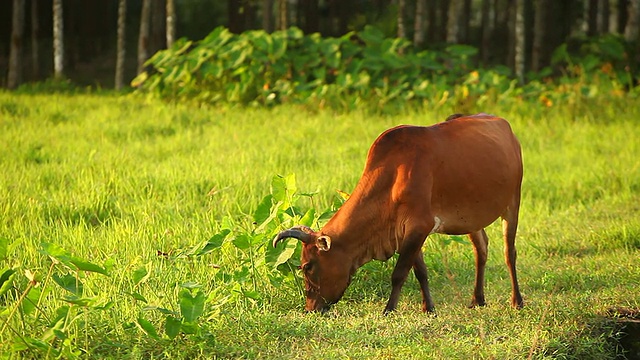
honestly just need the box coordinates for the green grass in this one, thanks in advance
[0,91,639,359]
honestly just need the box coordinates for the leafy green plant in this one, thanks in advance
[133,26,639,114]
[133,26,481,110]
[194,174,331,303]
[0,240,113,358]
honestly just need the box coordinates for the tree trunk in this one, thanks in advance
[447,0,461,43]
[514,0,525,83]
[53,0,64,80]
[531,0,547,71]
[625,0,639,41]
[459,0,471,43]
[8,0,25,89]
[617,0,628,33]
[414,0,426,47]
[609,0,619,33]
[166,0,175,47]
[480,0,492,64]
[150,0,165,53]
[31,0,39,80]
[263,0,274,32]
[505,0,516,70]
[138,0,151,75]
[278,0,288,30]
[398,0,406,39]
[115,0,127,90]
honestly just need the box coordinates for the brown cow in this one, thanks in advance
[273,113,523,313]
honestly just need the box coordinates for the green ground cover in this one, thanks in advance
[0,91,639,359]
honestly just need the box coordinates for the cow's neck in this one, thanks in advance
[322,172,398,268]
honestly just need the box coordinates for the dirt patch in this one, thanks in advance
[606,307,640,359]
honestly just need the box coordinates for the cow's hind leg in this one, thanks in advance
[503,209,523,309]
[468,229,489,307]
[413,250,436,313]
[384,225,431,314]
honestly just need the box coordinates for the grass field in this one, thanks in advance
[0,91,639,359]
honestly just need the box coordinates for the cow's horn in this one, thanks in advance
[273,225,315,247]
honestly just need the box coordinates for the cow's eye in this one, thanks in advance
[301,262,313,272]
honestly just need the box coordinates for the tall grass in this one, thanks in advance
[0,91,639,358]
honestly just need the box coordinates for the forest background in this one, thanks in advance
[1,0,640,359]
[1,0,639,90]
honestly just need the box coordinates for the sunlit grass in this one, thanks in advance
[0,91,639,358]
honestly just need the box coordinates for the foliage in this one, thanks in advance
[133,26,479,109]
[0,173,326,356]
[133,26,639,111]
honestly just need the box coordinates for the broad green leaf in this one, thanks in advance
[551,43,569,65]
[358,25,384,47]
[597,35,625,60]
[285,26,303,40]
[127,292,148,303]
[49,306,69,328]
[53,330,67,340]
[255,199,283,233]
[143,306,178,316]
[0,268,16,296]
[319,209,335,223]
[179,289,205,323]
[165,315,182,339]
[132,263,150,286]
[198,229,231,255]
[232,234,252,250]
[180,321,199,335]
[52,273,83,295]
[13,337,58,355]
[271,175,287,203]
[446,44,478,57]
[40,242,72,263]
[221,216,234,230]
[42,312,66,342]
[266,239,297,268]
[271,36,288,60]
[0,237,8,260]
[137,316,160,340]
[63,295,97,307]
[69,256,108,275]
[94,301,114,311]
[103,257,115,274]
[233,267,250,283]
[130,71,148,87]
[284,173,297,197]
[243,290,261,301]
[40,242,108,275]
[21,286,42,316]
[253,195,273,225]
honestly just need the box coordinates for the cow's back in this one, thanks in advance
[367,114,522,235]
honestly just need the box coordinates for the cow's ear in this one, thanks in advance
[316,235,331,251]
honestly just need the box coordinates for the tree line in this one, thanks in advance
[1,0,639,90]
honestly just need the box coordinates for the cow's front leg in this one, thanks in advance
[413,250,435,313]
[384,227,430,313]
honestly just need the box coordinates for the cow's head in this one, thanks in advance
[273,225,353,313]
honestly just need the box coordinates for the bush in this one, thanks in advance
[133,26,639,111]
